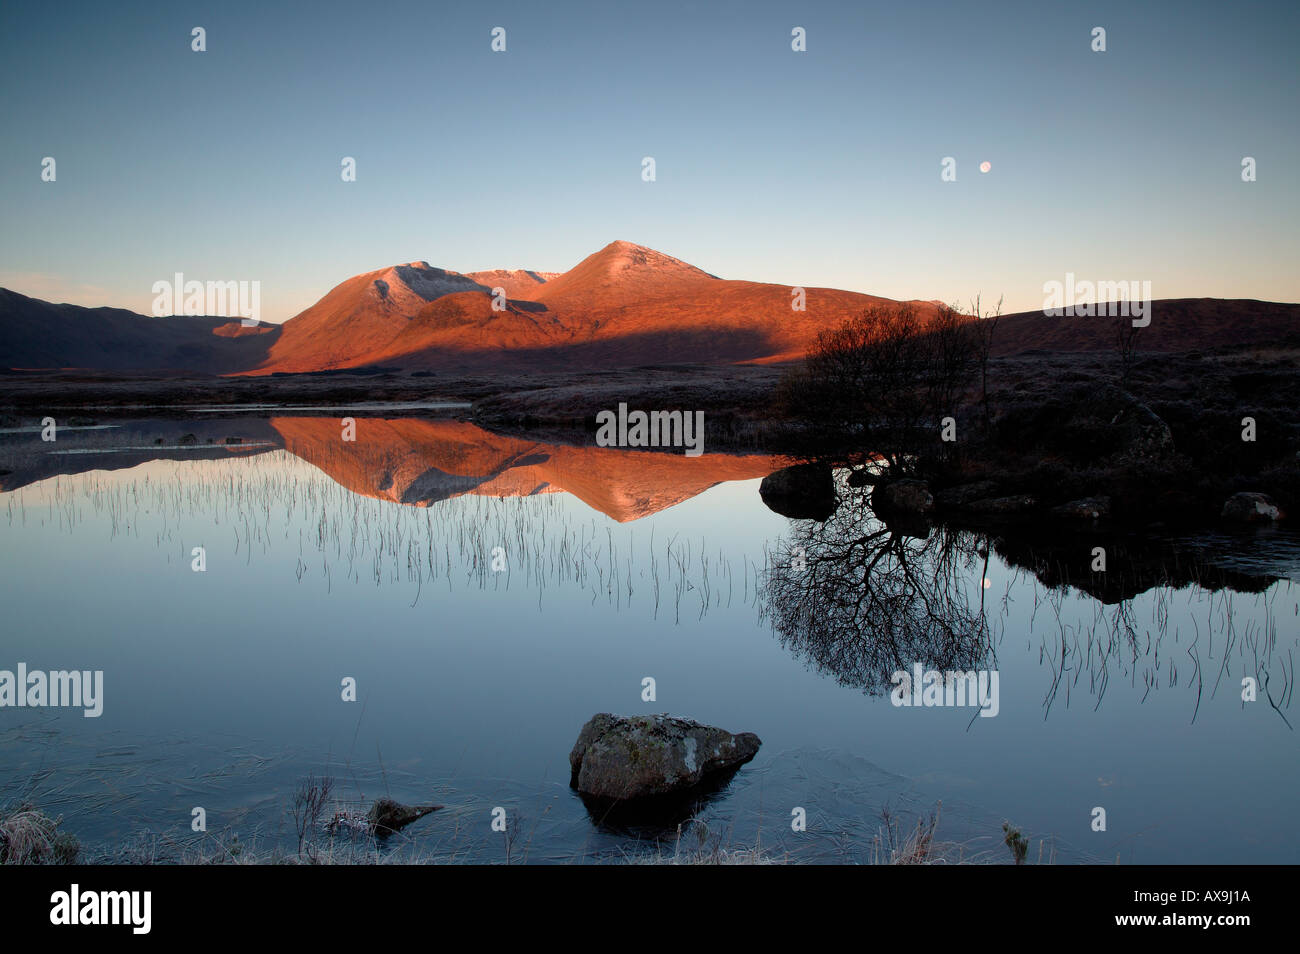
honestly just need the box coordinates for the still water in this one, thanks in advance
[1,416,1296,863]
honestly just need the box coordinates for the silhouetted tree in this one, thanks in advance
[968,294,1003,432]
[1112,312,1143,387]
[776,302,979,473]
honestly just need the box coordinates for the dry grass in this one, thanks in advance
[629,845,788,865]
[16,793,1057,865]
[624,803,1020,866]
[0,802,79,864]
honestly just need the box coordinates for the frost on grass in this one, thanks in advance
[0,803,80,864]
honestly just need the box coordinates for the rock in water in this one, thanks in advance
[366,798,442,834]
[1221,492,1285,523]
[569,713,761,801]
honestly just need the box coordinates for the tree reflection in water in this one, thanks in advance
[760,477,1297,727]
[761,485,997,696]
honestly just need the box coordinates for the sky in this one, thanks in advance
[1,0,1297,322]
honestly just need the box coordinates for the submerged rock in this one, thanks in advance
[1221,492,1285,523]
[759,463,837,520]
[569,713,761,801]
[366,798,443,834]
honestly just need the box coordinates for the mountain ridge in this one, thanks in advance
[2,242,1297,374]
[244,240,948,374]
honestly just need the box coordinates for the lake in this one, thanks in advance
[1,414,1296,863]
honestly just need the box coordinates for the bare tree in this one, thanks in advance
[967,294,1003,432]
[1113,313,1143,388]
[290,773,334,860]
[777,302,979,473]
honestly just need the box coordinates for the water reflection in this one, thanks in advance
[2,417,1298,862]
[4,420,1295,724]
[0,415,782,523]
[761,489,994,695]
[757,476,1297,725]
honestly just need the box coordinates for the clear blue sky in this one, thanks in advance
[2,0,1297,321]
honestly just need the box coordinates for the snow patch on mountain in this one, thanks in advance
[391,264,487,302]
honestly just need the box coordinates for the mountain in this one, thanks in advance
[3,243,1298,374]
[0,288,278,373]
[244,240,944,374]
[245,263,489,374]
[464,269,564,299]
[530,240,718,307]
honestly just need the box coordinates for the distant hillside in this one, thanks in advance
[992,298,1300,355]
[0,288,278,373]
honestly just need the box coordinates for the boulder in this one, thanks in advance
[873,478,934,514]
[1075,387,1174,463]
[1051,496,1112,520]
[999,386,1174,464]
[569,713,761,801]
[1221,492,1285,524]
[366,798,442,834]
[759,463,837,520]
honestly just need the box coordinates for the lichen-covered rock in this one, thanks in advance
[569,713,761,801]
[759,463,837,520]
[1221,492,1285,523]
